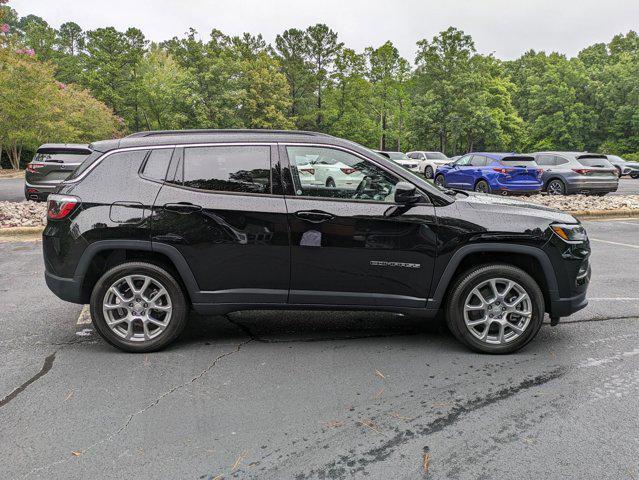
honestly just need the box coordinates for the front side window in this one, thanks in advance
[287,146,399,202]
[172,145,271,194]
[455,155,472,166]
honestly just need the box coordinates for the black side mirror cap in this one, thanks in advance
[394,181,422,204]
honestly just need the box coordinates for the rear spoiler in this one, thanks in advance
[37,147,92,155]
[501,155,535,162]
[576,154,607,160]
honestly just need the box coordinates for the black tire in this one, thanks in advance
[474,180,490,194]
[326,178,336,188]
[631,173,639,179]
[434,175,446,188]
[424,166,434,179]
[445,264,545,354]
[90,262,189,353]
[546,178,566,196]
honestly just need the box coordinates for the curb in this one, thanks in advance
[568,208,639,220]
[0,226,45,236]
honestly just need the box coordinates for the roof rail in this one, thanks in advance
[126,129,333,138]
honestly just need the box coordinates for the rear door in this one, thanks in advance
[151,143,290,306]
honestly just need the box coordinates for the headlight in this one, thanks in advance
[550,223,588,243]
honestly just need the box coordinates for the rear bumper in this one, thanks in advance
[45,270,84,304]
[566,179,618,194]
[24,182,58,201]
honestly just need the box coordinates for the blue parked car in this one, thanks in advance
[433,152,543,195]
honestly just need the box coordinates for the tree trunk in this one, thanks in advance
[380,112,387,151]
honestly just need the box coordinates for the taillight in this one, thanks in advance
[47,195,80,220]
[340,168,357,175]
[300,168,315,175]
[572,169,592,175]
[26,163,45,173]
[493,167,514,175]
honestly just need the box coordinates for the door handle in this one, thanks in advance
[294,210,334,223]
[163,202,202,214]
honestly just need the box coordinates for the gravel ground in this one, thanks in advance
[519,193,639,211]
[2,194,639,229]
[0,201,47,228]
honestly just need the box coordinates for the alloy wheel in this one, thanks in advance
[435,175,445,187]
[463,278,532,345]
[102,274,173,342]
[547,180,565,195]
[475,181,489,193]
[424,166,434,179]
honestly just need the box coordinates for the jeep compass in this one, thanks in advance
[42,130,591,354]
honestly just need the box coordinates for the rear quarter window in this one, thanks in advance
[141,148,174,181]
[64,151,103,180]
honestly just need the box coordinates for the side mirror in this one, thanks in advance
[394,181,422,204]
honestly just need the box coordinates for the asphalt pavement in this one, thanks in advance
[0,218,638,479]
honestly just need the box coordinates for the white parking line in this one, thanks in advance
[76,305,92,325]
[615,221,639,226]
[588,298,639,301]
[590,238,639,249]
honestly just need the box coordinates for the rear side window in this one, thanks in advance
[142,148,173,181]
[175,145,271,194]
[577,156,611,168]
[536,154,555,166]
[425,152,448,160]
[470,155,487,166]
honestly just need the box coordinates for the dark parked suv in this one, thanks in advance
[43,130,591,354]
[25,143,92,201]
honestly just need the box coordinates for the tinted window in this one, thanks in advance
[34,151,90,164]
[287,145,399,202]
[536,154,555,166]
[407,153,418,159]
[385,152,409,160]
[577,156,612,168]
[176,146,271,193]
[142,148,173,181]
[555,156,569,166]
[425,152,448,160]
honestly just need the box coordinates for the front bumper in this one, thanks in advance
[548,290,588,318]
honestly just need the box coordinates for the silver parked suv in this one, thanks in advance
[25,144,92,201]
[530,152,619,196]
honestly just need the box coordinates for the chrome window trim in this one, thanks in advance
[63,142,277,184]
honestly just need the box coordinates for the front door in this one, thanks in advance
[281,144,437,308]
[446,154,472,188]
[152,144,290,305]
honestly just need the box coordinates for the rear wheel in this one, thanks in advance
[326,178,336,188]
[445,264,545,354]
[434,174,446,188]
[474,180,490,194]
[90,262,189,353]
[546,179,566,195]
[424,166,434,179]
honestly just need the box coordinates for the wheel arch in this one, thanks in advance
[543,175,566,191]
[75,240,199,304]
[428,243,558,313]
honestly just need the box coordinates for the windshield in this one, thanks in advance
[425,152,448,160]
[385,152,409,160]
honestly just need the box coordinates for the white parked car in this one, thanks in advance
[374,151,420,172]
[406,151,451,179]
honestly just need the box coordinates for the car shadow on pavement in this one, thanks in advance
[176,310,457,348]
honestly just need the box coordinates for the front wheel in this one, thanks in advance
[424,166,434,179]
[434,175,446,188]
[445,264,545,354]
[90,262,189,353]
[326,178,336,188]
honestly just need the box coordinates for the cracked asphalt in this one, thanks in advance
[1,218,638,479]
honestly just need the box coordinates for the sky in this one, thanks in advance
[9,0,639,62]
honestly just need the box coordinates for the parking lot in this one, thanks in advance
[0,217,638,479]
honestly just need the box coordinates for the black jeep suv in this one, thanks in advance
[43,130,591,354]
